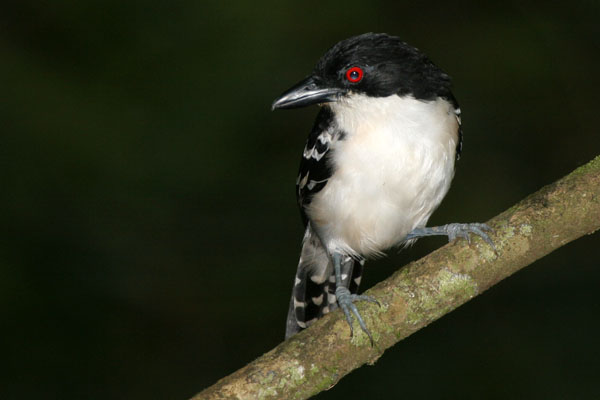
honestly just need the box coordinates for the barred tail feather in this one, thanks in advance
[285,225,364,339]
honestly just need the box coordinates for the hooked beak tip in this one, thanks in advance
[272,76,345,110]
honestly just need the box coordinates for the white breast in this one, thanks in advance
[306,94,459,257]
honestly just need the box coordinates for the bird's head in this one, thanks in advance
[272,33,452,110]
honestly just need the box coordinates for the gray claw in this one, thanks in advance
[335,286,378,345]
[470,224,496,250]
[406,223,496,251]
[446,223,496,250]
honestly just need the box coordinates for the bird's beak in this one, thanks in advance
[272,76,346,110]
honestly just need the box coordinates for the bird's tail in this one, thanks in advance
[285,225,364,339]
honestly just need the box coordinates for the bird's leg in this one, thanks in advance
[333,253,379,344]
[406,223,496,250]
[336,255,355,288]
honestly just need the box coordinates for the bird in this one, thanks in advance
[272,33,494,343]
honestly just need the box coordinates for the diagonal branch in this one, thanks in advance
[193,155,600,400]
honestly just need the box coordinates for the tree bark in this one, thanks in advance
[193,155,600,400]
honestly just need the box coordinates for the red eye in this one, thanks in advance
[345,66,364,83]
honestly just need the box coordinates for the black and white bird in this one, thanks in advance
[272,33,494,342]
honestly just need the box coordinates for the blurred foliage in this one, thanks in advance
[1,1,599,399]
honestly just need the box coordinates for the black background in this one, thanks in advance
[2,1,599,399]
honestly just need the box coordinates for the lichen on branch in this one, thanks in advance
[193,155,600,400]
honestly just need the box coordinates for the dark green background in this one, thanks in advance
[2,1,599,399]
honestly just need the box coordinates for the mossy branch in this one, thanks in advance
[193,155,600,400]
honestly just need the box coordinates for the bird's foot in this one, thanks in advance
[335,285,379,345]
[407,223,496,250]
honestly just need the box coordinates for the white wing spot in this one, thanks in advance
[303,146,327,161]
[294,299,306,309]
[298,173,309,190]
[307,179,327,190]
[318,132,332,144]
[312,294,323,305]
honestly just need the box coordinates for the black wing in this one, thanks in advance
[286,106,363,340]
[444,93,463,160]
[296,107,340,226]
